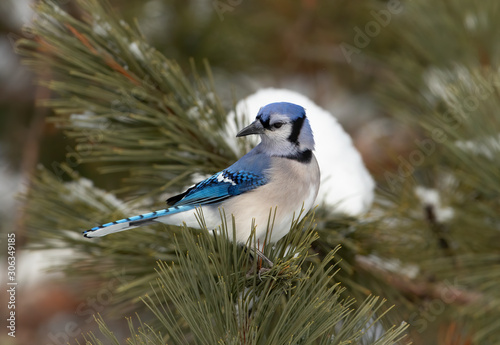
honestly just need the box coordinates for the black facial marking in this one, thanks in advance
[288,116,305,144]
[258,115,271,129]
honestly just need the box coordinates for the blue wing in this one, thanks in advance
[166,169,267,207]
[84,169,267,238]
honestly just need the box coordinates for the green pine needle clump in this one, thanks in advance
[81,216,408,345]
[17,0,238,197]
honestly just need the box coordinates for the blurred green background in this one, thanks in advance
[5,0,497,344]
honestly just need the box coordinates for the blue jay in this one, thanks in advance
[83,102,320,250]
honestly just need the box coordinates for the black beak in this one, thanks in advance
[236,120,265,137]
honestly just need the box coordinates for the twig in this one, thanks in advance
[355,255,481,306]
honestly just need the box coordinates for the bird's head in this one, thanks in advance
[236,102,315,159]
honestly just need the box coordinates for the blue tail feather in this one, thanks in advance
[83,207,181,238]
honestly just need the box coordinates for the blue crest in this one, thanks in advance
[256,102,306,123]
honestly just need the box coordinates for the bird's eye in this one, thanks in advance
[272,122,283,129]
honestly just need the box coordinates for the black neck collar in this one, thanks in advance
[281,149,312,163]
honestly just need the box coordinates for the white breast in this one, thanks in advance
[221,155,320,245]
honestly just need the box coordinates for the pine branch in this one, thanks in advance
[84,219,408,345]
[355,255,481,306]
[16,0,237,195]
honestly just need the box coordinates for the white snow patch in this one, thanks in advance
[129,41,144,61]
[0,162,22,228]
[14,249,75,287]
[455,135,500,160]
[186,106,202,119]
[464,13,478,31]
[119,20,129,29]
[423,68,457,104]
[362,254,420,279]
[50,2,68,16]
[62,177,126,211]
[69,110,109,129]
[206,92,217,104]
[423,65,493,107]
[414,186,454,222]
[93,20,112,37]
[0,0,33,28]
[224,88,375,216]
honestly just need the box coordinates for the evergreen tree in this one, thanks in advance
[15,0,500,344]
